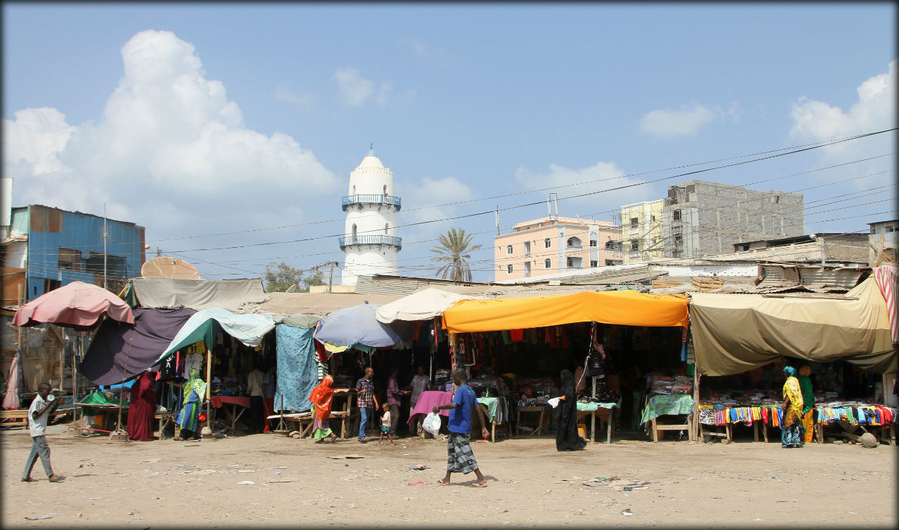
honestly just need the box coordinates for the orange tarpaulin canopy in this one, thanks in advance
[441,290,689,333]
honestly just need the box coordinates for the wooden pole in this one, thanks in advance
[449,332,458,370]
[204,344,212,435]
[693,370,700,442]
[58,327,64,395]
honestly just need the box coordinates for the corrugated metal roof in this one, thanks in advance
[241,292,404,317]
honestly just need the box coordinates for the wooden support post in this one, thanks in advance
[692,370,701,442]
[204,345,212,435]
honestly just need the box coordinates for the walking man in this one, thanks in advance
[433,369,490,487]
[356,367,379,442]
[22,382,64,483]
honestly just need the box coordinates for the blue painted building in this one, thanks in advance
[2,205,146,303]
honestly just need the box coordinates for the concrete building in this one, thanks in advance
[868,219,898,265]
[619,200,665,264]
[494,215,621,282]
[339,148,402,286]
[1,204,146,306]
[723,233,869,265]
[661,180,804,259]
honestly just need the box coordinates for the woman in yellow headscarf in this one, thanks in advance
[309,375,338,443]
[781,366,804,448]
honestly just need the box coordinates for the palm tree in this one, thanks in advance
[430,228,482,283]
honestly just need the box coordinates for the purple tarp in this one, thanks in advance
[80,307,195,385]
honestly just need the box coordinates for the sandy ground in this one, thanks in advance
[1,422,896,529]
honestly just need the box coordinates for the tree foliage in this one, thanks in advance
[430,228,482,283]
[264,262,327,292]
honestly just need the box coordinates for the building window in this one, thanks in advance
[544,258,551,269]
[631,241,640,252]
[673,210,681,221]
[630,217,639,228]
[567,237,582,250]
[507,245,513,255]
[507,264,513,274]
[590,260,598,267]
[524,241,531,255]
[589,239,597,247]
[524,262,531,276]
[384,223,389,235]
[544,238,551,248]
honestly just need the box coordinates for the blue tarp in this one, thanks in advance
[274,324,318,412]
[155,308,276,365]
[313,302,401,348]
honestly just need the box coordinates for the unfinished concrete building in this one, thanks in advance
[662,180,804,259]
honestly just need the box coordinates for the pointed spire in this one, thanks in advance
[367,143,376,157]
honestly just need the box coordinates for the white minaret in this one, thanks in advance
[340,146,402,285]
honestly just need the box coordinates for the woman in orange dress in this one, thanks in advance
[309,375,338,443]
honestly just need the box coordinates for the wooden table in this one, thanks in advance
[642,394,695,442]
[269,388,357,439]
[210,396,251,433]
[576,402,619,444]
[516,406,550,436]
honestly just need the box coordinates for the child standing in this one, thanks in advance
[376,403,395,446]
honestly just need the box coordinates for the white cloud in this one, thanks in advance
[2,30,340,242]
[274,82,318,109]
[639,102,718,138]
[332,67,392,108]
[788,59,897,186]
[397,176,480,260]
[514,161,652,218]
[790,59,896,144]
[399,37,432,58]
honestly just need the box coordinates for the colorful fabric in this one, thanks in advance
[446,432,478,474]
[782,372,803,426]
[640,394,694,425]
[312,416,333,440]
[801,410,814,443]
[797,374,814,414]
[274,324,318,412]
[309,375,335,421]
[781,423,803,448]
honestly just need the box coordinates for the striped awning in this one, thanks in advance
[873,265,898,345]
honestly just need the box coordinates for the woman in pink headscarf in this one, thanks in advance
[309,375,338,443]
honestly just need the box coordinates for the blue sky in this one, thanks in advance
[3,3,896,283]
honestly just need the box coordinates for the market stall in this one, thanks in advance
[690,275,898,444]
[442,289,691,443]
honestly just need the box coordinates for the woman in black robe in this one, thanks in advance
[556,369,586,451]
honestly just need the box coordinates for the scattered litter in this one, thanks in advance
[407,481,432,486]
[89,497,105,500]
[74,474,95,478]
[236,481,255,485]
[141,458,161,463]
[621,509,633,517]
[273,466,287,469]
[274,472,281,476]
[409,464,429,470]
[622,482,649,492]
[583,483,605,488]
[24,514,54,520]
[78,462,95,468]
[238,470,255,473]
[328,454,364,459]
[270,479,298,483]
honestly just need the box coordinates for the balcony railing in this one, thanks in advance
[342,194,402,212]
[566,244,583,251]
[339,235,403,251]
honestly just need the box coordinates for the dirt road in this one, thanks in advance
[2,424,895,528]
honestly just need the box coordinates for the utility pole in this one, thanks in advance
[103,203,108,289]
[328,261,335,293]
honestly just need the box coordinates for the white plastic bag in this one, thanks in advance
[547,397,561,409]
[422,412,442,437]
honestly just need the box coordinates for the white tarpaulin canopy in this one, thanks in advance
[128,278,268,312]
[375,288,476,323]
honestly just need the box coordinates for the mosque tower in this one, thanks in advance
[339,146,402,286]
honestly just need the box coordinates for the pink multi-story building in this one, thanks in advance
[494,216,622,282]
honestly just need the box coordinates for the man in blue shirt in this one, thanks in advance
[432,369,490,487]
